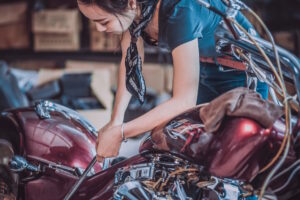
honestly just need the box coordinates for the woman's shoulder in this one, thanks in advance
[159,0,197,18]
[158,0,226,51]
[158,0,204,50]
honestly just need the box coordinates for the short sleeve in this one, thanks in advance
[159,0,204,51]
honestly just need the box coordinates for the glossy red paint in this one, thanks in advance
[1,107,148,200]
[0,104,297,199]
[11,107,102,171]
[207,117,269,180]
[140,106,290,181]
[24,168,77,200]
[23,155,146,200]
[71,155,147,200]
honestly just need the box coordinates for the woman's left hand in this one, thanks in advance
[96,124,123,162]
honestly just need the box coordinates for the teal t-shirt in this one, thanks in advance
[155,0,269,101]
[158,0,255,56]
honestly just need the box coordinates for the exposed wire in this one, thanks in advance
[159,168,199,190]
[227,18,292,200]
[259,110,292,200]
[270,159,300,182]
[272,165,300,193]
[244,6,284,81]
[197,1,295,199]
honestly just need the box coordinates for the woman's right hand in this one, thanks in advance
[96,120,120,148]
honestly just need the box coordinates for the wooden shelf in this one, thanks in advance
[0,49,172,64]
[0,0,173,65]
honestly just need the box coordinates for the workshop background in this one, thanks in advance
[0,0,299,130]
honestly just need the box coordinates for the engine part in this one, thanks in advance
[113,154,257,200]
[115,163,156,184]
[9,156,40,173]
[114,181,154,200]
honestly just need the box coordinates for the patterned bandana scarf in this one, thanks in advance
[125,0,158,104]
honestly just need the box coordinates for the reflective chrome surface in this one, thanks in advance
[35,100,97,136]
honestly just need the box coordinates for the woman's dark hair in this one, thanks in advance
[78,0,152,15]
[78,0,128,14]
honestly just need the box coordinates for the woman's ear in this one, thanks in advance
[128,0,137,10]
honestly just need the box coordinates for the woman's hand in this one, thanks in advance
[96,121,113,147]
[96,123,123,162]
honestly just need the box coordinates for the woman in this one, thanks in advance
[77,0,268,161]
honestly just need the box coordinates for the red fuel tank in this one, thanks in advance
[9,101,101,171]
[140,105,287,181]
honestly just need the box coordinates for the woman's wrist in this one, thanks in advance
[109,118,123,126]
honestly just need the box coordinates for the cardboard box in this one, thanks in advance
[34,32,80,51]
[0,2,30,49]
[66,60,118,88]
[89,21,120,52]
[32,9,81,51]
[32,9,81,33]
[67,61,167,94]
[37,68,113,129]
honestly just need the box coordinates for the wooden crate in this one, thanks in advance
[34,32,80,51]
[0,2,30,49]
[32,9,81,51]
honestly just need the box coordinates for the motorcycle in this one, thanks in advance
[1,0,300,199]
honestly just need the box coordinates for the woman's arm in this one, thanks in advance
[124,38,199,137]
[96,30,144,151]
[108,30,145,125]
[95,38,199,160]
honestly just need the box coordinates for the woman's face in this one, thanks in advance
[78,3,136,34]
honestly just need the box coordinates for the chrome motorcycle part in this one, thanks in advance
[269,87,282,106]
[114,154,257,200]
[115,163,156,184]
[25,155,89,177]
[9,156,40,173]
[173,180,191,200]
[114,181,158,200]
[35,101,98,136]
[246,76,258,91]
[206,178,242,200]
[114,154,197,199]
